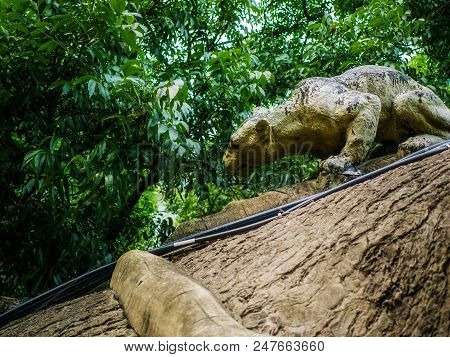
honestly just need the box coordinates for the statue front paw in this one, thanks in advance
[320,154,361,176]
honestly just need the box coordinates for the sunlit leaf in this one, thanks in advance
[168,84,179,101]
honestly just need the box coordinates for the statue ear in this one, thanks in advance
[255,118,269,135]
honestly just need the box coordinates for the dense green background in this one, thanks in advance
[0,0,448,297]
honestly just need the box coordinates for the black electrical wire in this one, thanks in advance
[0,139,448,329]
[0,263,116,328]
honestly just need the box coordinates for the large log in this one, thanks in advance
[110,250,259,336]
[172,150,449,336]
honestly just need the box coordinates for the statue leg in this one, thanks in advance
[321,93,381,174]
[393,89,450,153]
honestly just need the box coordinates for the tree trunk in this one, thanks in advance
[172,150,449,336]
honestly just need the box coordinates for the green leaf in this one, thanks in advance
[98,141,106,156]
[97,83,109,99]
[177,120,189,132]
[22,149,44,168]
[38,40,58,52]
[73,75,96,86]
[105,174,113,186]
[24,178,36,194]
[62,83,71,94]
[50,136,60,152]
[168,84,179,101]
[158,124,168,135]
[181,103,192,116]
[263,71,273,81]
[186,139,200,153]
[34,153,45,174]
[173,79,184,87]
[169,127,178,141]
[88,80,96,97]
[178,146,186,157]
[111,0,126,14]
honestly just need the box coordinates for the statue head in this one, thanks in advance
[223,108,274,176]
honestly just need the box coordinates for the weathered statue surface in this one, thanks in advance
[223,65,450,174]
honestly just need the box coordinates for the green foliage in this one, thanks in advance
[0,0,448,297]
[243,156,319,196]
[0,0,194,295]
[115,189,174,252]
[166,184,236,224]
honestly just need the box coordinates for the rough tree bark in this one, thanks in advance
[0,290,136,337]
[171,150,449,336]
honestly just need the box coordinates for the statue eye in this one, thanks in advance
[231,143,240,150]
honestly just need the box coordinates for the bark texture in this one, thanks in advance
[0,296,19,314]
[172,151,450,336]
[111,250,259,337]
[0,290,136,337]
